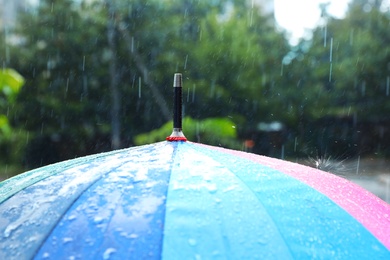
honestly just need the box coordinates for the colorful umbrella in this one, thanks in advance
[0,74,389,259]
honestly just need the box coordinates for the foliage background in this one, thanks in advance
[1,0,389,177]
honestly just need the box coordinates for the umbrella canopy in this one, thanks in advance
[0,141,389,259]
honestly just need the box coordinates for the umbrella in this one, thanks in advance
[1,74,389,259]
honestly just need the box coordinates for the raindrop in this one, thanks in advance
[184,54,188,70]
[82,56,86,71]
[281,145,285,159]
[329,37,333,62]
[209,80,215,97]
[138,77,142,98]
[294,137,298,152]
[356,155,360,175]
[280,62,284,76]
[192,84,196,102]
[131,37,134,53]
[386,76,389,96]
[329,63,333,82]
[65,78,69,98]
[131,75,136,88]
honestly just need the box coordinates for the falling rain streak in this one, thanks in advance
[294,137,298,152]
[184,54,188,70]
[356,155,361,175]
[361,81,366,96]
[65,78,69,98]
[386,76,389,96]
[138,77,142,98]
[280,62,284,76]
[249,0,254,27]
[192,84,196,102]
[329,38,333,62]
[329,37,333,82]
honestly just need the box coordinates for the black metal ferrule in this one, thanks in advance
[173,74,182,129]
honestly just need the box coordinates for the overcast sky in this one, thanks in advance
[274,0,352,45]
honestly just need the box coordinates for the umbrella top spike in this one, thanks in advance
[166,73,187,142]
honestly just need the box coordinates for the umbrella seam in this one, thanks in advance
[159,141,180,259]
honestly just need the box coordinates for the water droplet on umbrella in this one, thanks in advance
[258,237,269,245]
[67,215,76,221]
[103,248,117,260]
[208,184,218,194]
[94,216,104,224]
[188,238,197,246]
[62,237,73,244]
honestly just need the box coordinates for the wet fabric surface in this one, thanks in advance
[0,141,389,259]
